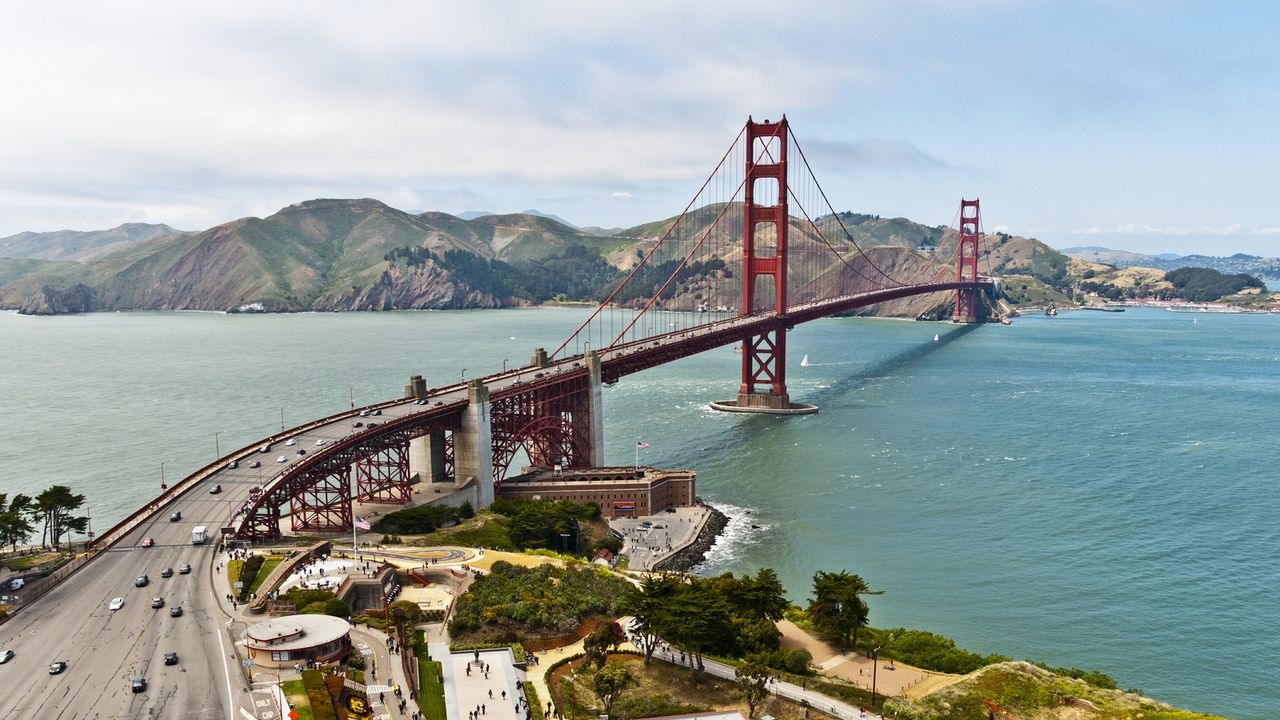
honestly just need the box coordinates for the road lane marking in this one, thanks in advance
[217,620,238,720]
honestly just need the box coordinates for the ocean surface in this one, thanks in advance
[1,307,1277,718]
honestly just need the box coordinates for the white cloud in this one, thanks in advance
[1073,223,1246,236]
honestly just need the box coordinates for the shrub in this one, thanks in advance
[236,555,265,601]
[449,561,632,636]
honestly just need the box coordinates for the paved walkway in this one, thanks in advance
[609,505,709,570]
[432,637,530,720]
[777,620,962,701]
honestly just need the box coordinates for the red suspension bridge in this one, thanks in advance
[88,116,998,547]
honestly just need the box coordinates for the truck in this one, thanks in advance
[191,526,207,545]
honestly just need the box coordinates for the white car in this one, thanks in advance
[316,439,327,447]
[108,597,125,611]
[285,438,297,446]
[276,455,288,463]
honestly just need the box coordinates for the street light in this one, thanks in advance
[502,358,509,373]
[461,368,467,382]
[871,645,881,710]
[160,461,167,491]
[214,430,223,460]
[280,407,285,431]
[349,386,355,409]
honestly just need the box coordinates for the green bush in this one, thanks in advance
[449,561,632,635]
[346,652,366,670]
[236,555,265,601]
[323,598,350,618]
[374,503,473,534]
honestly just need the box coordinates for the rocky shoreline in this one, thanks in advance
[652,500,729,572]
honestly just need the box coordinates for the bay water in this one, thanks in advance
[0,307,1276,718]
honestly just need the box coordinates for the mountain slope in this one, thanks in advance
[0,223,188,261]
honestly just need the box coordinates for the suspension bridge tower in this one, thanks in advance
[712,116,817,415]
[953,198,986,323]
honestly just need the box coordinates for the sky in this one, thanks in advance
[1,1,1278,256]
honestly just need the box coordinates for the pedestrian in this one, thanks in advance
[502,691,507,700]
[482,704,487,714]
[489,689,493,699]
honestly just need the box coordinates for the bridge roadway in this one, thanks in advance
[0,280,988,718]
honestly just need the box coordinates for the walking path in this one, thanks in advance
[777,620,962,700]
[431,631,531,720]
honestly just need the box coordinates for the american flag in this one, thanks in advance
[354,515,371,531]
[636,441,650,449]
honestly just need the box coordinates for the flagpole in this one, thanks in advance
[635,441,639,470]
[351,473,358,553]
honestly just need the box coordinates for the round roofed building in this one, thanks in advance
[242,614,351,669]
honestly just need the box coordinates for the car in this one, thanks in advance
[249,460,261,468]
[276,455,288,463]
[169,510,181,522]
[141,537,154,548]
[358,409,370,417]
[209,484,222,494]
[285,438,296,446]
[151,597,165,608]
[352,421,364,428]
[108,597,125,611]
[297,448,306,456]
[258,444,271,453]
[249,485,262,496]
[0,649,13,664]
[372,409,382,416]
[164,652,179,666]
[131,677,146,693]
[316,439,327,446]
[366,422,379,428]
[160,567,173,578]
[178,563,192,574]
[8,577,24,590]
[169,606,183,617]
[227,459,239,469]
[135,574,149,587]
[49,660,67,675]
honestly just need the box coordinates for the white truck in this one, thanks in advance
[191,526,207,545]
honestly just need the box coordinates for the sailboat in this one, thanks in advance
[800,354,810,367]
[933,334,940,343]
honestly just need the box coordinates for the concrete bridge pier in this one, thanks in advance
[405,375,453,483]
[455,378,495,507]
[583,350,605,465]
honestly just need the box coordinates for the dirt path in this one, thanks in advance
[777,620,964,700]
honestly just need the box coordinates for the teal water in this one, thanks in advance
[1,307,1277,718]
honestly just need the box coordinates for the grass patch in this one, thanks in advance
[281,679,315,720]
[411,512,517,550]
[248,557,284,596]
[301,669,338,720]
[418,657,447,720]
[227,559,243,589]
[1,552,61,572]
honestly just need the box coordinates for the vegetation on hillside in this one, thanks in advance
[1163,267,1265,301]
[0,486,87,550]
[372,501,475,534]
[449,560,633,640]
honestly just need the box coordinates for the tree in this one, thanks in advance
[739,568,790,622]
[735,658,774,719]
[661,578,734,681]
[0,494,36,551]
[590,661,636,717]
[389,599,422,626]
[583,623,616,670]
[625,574,679,664]
[808,570,881,651]
[34,485,87,549]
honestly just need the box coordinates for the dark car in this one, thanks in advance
[161,567,173,578]
[209,484,222,495]
[169,511,181,522]
[169,606,183,617]
[178,563,192,575]
[248,460,261,468]
[163,652,178,666]
[48,661,67,675]
[131,677,146,693]
[352,421,364,428]
[151,597,165,609]
[135,574,149,587]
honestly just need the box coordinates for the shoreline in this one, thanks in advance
[651,500,729,572]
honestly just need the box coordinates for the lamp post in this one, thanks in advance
[280,407,285,431]
[214,431,223,460]
[871,644,881,711]
[349,386,355,409]
[461,368,467,382]
[502,358,509,373]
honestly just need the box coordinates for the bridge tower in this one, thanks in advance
[713,117,817,415]
[954,198,984,323]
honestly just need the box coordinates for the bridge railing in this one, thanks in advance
[86,391,452,552]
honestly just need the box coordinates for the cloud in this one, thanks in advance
[802,139,956,173]
[610,191,633,199]
[1251,227,1280,236]
[1072,223,1246,236]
